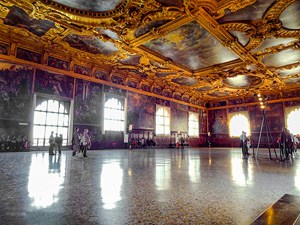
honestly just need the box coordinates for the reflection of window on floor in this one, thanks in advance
[229,112,250,137]
[156,105,170,135]
[104,98,124,132]
[188,111,199,136]
[33,99,69,146]
[286,107,300,135]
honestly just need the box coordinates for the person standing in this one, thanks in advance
[56,134,63,155]
[80,129,91,157]
[240,131,247,158]
[49,131,55,155]
[72,127,80,156]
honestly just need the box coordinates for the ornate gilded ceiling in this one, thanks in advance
[0,0,299,105]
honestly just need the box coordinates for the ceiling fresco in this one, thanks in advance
[63,34,118,55]
[143,21,239,70]
[222,75,262,88]
[0,0,299,104]
[51,0,124,12]
[4,6,55,37]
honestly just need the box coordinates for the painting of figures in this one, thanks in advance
[209,109,228,134]
[127,92,155,130]
[74,79,103,124]
[171,102,188,132]
[35,69,74,98]
[0,61,32,120]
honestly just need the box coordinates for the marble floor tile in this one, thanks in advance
[1,148,300,225]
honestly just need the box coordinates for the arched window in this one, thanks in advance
[188,111,199,136]
[33,98,69,146]
[156,105,170,135]
[104,97,124,132]
[285,106,300,135]
[229,112,250,137]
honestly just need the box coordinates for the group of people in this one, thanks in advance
[72,127,91,157]
[0,134,29,151]
[278,127,299,159]
[48,131,63,155]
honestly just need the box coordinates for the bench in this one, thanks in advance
[250,194,300,225]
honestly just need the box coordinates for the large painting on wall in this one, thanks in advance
[74,79,103,124]
[127,92,155,130]
[0,61,32,120]
[209,109,228,134]
[35,69,74,98]
[171,102,188,132]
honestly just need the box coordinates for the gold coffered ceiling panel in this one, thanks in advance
[0,0,299,104]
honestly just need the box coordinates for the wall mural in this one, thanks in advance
[170,102,188,132]
[4,6,56,37]
[127,92,155,130]
[208,109,228,134]
[16,48,42,64]
[35,69,74,98]
[48,56,69,71]
[199,109,207,134]
[74,79,103,124]
[0,43,9,55]
[0,61,32,120]
[249,105,264,133]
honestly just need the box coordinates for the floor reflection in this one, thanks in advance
[100,161,123,209]
[28,154,66,209]
[231,157,253,187]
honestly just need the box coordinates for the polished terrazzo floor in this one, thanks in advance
[1,147,300,225]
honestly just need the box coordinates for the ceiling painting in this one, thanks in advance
[285,77,300,84]
[119,55,141,66]
[156,0,183,7]
[196,86,213,92]
[51,0,124,12]
[136,20,171,38]
[262,49,300,67]
[280,1,300,29]
[97,28,120,40]
[229,31,249,46]
[278,66,300,78]
[3,6,55,37]
[207,91,229,98]
[171,77,198,86]
[223,75,262,88]
[143,21,239,70]
[217,0,274,23]
[63,34,118,55]
[251,38,298,54]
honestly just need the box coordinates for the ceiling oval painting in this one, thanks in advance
[143,21,238,70]
[171,77,198,86]
[63,34,118,55]
[280,1,300,29]
[51,0,125,12]
[223,75,262,89]
[196,86,212,92]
